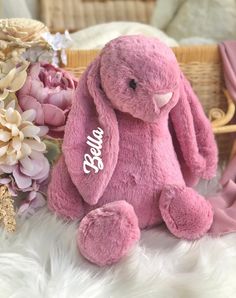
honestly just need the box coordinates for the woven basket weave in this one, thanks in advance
[40,0,155,32]
[63,45,236,163]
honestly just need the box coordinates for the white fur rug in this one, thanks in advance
[1,191,236,298]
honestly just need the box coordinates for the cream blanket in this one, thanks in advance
[70,22,178,49]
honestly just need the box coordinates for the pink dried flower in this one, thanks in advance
[17,62,78,138]
[0,151,50,191]
[17,189,46,218]
[0,151,50,217]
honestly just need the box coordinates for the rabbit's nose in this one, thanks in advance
[153,92,173,108]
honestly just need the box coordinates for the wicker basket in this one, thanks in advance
[40,0,155,32]
[63,45,236,163]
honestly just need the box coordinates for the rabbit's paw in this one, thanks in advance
[78,200,140,266]
[159,185,213,240]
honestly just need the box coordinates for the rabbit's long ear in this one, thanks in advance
[63,57,119,205]
[170,72,218,180]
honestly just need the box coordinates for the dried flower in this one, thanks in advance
[0,19,49,62]
[18,191,46,218]
[0,58,29,100]
[0,152,50,190]
[0,151,50,218]
[18,62,78,138]
[0,101,47,166]
[0,185,16,232]
[22,46,54,64]
[0,18,49,49]
[42,30,73,52]
[42,30,74,66]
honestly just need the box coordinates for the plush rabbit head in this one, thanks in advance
[63,35,217,205]
[100,36,180,122]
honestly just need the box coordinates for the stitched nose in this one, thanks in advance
[153,92,173,108]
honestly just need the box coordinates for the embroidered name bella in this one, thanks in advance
[83,127,104,174]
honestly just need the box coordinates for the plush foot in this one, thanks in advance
[48,155,84,220]
[159,185,213,240]
[78,200,140,266]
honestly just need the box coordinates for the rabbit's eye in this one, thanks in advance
[129,79,137,90]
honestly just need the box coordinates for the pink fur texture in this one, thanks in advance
[48,36,218,266]
[78,201,140,266]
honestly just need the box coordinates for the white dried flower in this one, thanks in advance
[0,18,49,48]
[0,101,46,166]
[0,58,29,100]
[0,18,50,62]
[41,30,74,66]
[41,30,73,51]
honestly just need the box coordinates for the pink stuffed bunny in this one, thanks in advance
[48,36,218,266]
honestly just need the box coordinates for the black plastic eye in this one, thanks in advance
[129,79,137,90]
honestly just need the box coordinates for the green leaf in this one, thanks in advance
[44,139,61,165]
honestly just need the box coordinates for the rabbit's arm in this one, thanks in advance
[48,155,85,219]
[170,74,218,180]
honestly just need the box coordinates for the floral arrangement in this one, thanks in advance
[0,19,78,232]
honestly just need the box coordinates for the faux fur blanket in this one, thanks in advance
[0,172,234,298]
[1,206,236,298]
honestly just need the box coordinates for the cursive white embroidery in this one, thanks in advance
[83,127,104,174]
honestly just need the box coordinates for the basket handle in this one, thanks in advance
[210,89,236,134]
